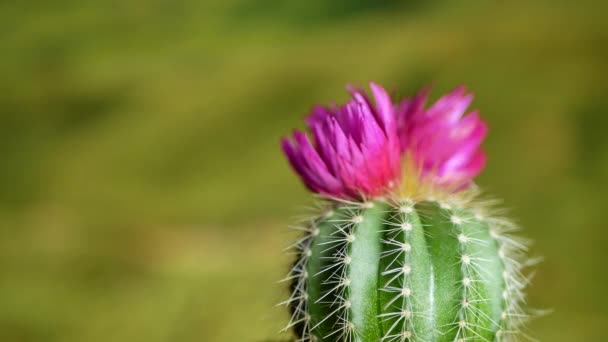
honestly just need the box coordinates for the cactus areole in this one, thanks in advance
[280,83,535,342]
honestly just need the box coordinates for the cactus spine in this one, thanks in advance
[283,195,533,342]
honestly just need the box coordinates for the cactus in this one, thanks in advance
[284,194,534,342]
[280,83,536,341]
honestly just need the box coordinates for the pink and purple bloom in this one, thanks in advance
[281,82,488,198]
[396,86,487,188]
[281,83,401,199]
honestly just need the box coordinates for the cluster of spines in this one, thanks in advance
[379,198,419,342]
[313,203,360,342]
[445,204,496,341]
[486,215,539,342]
[443,198,538,342]
[280,201,331,341]
[279,219,314,341]
[280,200,368,342]
[280,194,536,342]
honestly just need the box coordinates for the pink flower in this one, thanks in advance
[396,86,488,188]
[281,83,401,199]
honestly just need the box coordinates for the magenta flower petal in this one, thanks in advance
[281,83,401,199]
[369,82,396,133]
[396,86,488,188]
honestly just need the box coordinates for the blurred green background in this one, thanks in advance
[1,0,607,341]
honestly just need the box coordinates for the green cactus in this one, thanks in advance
[282,195,534,342]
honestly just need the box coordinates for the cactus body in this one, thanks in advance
[285,198,530,342]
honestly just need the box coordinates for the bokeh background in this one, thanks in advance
[1,1,607,341]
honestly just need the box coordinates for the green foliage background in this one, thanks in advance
[1,1,607,341]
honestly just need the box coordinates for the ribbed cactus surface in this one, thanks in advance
[285,198,530,342]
